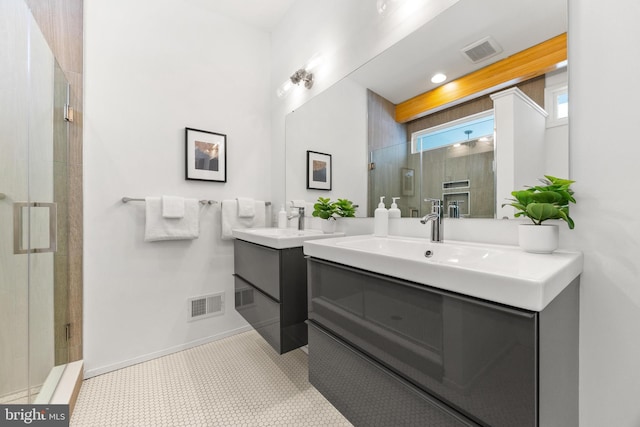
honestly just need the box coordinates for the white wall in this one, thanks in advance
[493,88,548,219]
[285,77,368,217]
[568,1,640,425]
[83,0,271,376]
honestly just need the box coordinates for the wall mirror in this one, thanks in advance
[285,0,568,219]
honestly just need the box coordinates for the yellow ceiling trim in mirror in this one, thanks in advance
[395,33,567,123]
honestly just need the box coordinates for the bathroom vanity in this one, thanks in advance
[232,228,344,354]
[233,238,307,354]
[304,235,582,427]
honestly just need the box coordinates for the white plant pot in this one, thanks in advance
[321,219,337,234]
[518,224,559,253]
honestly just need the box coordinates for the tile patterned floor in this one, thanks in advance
[71,331,352,426]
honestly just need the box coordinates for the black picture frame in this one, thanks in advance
[185,127,227,182]
[306,151,332,190]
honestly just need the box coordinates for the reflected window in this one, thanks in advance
[545,84,568,127]
[411,110,494,153]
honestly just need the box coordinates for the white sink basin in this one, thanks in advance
[305,235,583,311]
[335,237,496,266]
[232,227,344,249]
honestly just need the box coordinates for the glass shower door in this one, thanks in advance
[0,0,69,404]
[0,0,33,404]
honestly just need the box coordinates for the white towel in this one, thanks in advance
[236,197,255,218]
[145,197,199,242]
[291,199,306,208]
[162,195,185,218]
[221,199,266,240]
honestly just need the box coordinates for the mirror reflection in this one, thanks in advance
[285,0,568,218]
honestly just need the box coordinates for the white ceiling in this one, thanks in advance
[197,0,567,104]
[196,0,296,32]
[349,0,567,104]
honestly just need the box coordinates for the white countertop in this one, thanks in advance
[232,227,345,249]
[304,234,583,312]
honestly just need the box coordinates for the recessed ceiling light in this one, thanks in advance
[431,73,447,84]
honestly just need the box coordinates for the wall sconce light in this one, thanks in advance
[277,68,314,98]
[290,68,314,90]
[277,54,323,98]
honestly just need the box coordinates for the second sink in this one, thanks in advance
[232,227,343,249]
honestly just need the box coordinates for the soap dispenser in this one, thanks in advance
[277,205,288,229]
[374,196,389,236]
[389,197,401,218]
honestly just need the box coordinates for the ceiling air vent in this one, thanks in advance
[461,36,503,63]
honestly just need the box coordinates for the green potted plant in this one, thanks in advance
[332,198,357,218]
[312,197,357,233]
[502,175,576,253]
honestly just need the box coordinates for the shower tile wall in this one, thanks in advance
[367,78,544,218]
[407,76,545,218]
[367,90,409,216]
[419,144,495,218]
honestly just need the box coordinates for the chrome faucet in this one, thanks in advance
[420,198,443,242]
[448,200,464,219]
[288,206,305,230]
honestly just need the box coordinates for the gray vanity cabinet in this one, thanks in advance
[307,257,579,427]
[233,239,308,354]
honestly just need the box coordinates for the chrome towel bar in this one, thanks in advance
[121,197,271,206]
[122,197,216,205]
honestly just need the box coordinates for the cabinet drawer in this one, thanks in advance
[234,239,280,300]
[309,323,478,427]
[308,258,537,427]
[234,275,282,352]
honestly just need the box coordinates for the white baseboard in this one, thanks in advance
[84,325,253,379]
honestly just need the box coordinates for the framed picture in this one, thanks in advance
[402,168,414,196]
[306,151,332,190]
[185,127,227,182]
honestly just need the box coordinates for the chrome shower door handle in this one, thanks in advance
[13,201,58,254]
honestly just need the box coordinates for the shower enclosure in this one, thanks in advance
[1,0,71,404]
[368,139,496,218]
